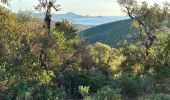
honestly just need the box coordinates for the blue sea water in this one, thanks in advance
[70,16,129,25]
[32,13,129,25]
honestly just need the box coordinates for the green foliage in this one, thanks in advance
[59,69,112,97]
[0,6,68,99]
[92,86,122,100]
[116,73,154,97]
[116,73,142,97]
[1,1,170,99]
[154,78,170,94]
[55,20,77,40]
[79,86,89,98]
[118,0,170,49]
[149,93,170,100]
[33,84,66,100]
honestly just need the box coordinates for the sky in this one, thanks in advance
[1,0,170,16]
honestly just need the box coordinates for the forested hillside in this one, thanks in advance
[1,0,170,100]
[81,18,170,47]
[81,19,132,46]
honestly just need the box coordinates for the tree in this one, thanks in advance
[55,20,77,40]
[0,7,66,99]
[35,0,61,34]
[34,0,62,69]
[118,0,170,51]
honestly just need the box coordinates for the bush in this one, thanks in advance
[32,84,66,100]
[56,60,114,98]
[155,78,170,94]
[116,73,145,97]
[149,93,170,100]
[60,70,110,96]
[92,86,122,100]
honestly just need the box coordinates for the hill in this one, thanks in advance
[74,24,94,33]
[81,19,170,47]
[80,19,133,47]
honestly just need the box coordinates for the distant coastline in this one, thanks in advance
[32,12,129,25]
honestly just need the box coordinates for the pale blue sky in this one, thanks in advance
[1,0,170,16]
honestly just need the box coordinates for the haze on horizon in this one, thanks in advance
[1,0,170,16]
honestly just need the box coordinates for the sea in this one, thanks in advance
[67,16,129,25]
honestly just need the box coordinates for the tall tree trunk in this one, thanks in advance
[40,1,53,69]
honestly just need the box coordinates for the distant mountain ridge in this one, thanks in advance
[32,12,129,25]
[52,12,83,20]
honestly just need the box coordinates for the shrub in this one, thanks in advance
[32,84,66,100]
[61,70,107,96]
[60,68,113,97]
[93,86,122,100]
[154,78,170,94]
[149,93,170,100]
[116,73,144,97]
